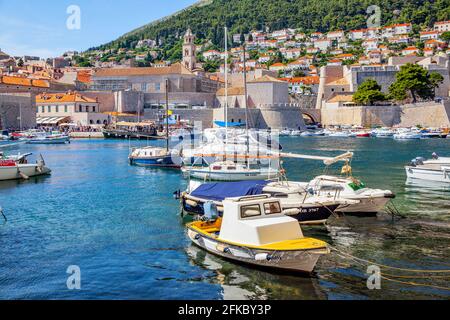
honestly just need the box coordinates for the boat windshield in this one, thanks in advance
[264,202,282,215]
[240,204,262,218]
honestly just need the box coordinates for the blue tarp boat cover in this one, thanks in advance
[190,180,269,201]
[214,121,245,128]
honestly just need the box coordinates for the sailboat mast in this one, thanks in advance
[243,44,250,158]
[165,78,169,152]
[224,26,229,144]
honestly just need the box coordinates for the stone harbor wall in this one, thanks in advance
[144,106,307,130]
[0,92,36,130]
[321,101,450,128]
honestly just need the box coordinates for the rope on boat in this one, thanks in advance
[330,246,450,291]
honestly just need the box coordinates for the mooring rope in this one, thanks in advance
[330,245,450,273]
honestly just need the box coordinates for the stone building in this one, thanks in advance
[0,93,37,130]
[316,53,450,109]
[36,92,110,127]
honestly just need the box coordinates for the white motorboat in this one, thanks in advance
[181,180,354,225]
[301,130,325,137]
[26,133,70,144]
[186,195,330,273]
[297,175,395,214]
[328,131,350,138]
[373,128,394,138]
[422,153,450,166]
[406,157,450,183]
[290,130,302,136]
[182,161,280,181]
[393,128,422,140]
[406,164,450,184]
[0,154,51,181]
[128,146,180,168]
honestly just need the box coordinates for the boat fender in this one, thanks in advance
[186,199,198,207]
[223,248,231,254]
[283,208,301,216]
[254,253,269,261]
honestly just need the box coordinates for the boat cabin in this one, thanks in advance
[131,147,168,158]
[219,196,304,246]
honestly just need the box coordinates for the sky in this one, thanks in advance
[0,0,197,58]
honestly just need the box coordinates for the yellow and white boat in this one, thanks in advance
[186,195,329,274]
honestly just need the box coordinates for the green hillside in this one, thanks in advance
[91,0,450,54]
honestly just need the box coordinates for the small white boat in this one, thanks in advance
[406,164,450,184]
[373,128,394,138]
[186,195,330,273]
[26,134,70,144]
[182,161,280,181]
[297,175,395,214]
[290,130,302,136]
[301,130,325,137]
[279,129,292,137]
[0,154,51,181]
[128,146,180,168]
[393,128,422,140]
[328,131,350,138]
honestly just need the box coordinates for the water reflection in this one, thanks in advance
[186,245,326,300]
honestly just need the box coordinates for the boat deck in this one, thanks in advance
[188,220,327,251]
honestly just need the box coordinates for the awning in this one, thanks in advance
[115,121,155,127]
[36,116,70,125]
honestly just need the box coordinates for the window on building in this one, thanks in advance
[48,106,51,112]
[64,105,68,113]
[86,106,89,112]
[79,105,82,112]
[92,106,96,113]
[155,83,161,92]
[55,106,59,113]
[41,106,45,113]
[141,83,147,92]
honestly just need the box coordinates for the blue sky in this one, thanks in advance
[0,0,197,58]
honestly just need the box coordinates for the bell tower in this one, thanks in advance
[182,28,196,70]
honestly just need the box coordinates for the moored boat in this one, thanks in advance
[186,195,330,273]
[182,161,280,181]
[0,154,51,181]
[180,180,349,225]
[128,146,180,168]
[297,175,395,214]
[26,134,70,144]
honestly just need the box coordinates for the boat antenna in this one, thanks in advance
[165,78,169,152]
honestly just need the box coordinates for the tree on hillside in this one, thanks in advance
[388,64,443,103]
[440,31,450,42]
[353,79,386,106]
[429,72,444,97]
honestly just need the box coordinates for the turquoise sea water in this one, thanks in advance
[0,137,449,300]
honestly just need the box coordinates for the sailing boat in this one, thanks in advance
[182,29,279,180]
[128,79,180,168]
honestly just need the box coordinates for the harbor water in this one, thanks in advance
[0,137,449,300]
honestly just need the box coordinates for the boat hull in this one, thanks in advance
[405,166,450,183]
[336,196,392,214]
[187,228,327,273]
[184,169,279,181]
[27,137,70,144]
[103,130,159,140]
[129,156,180,168]
[0,164,51,181]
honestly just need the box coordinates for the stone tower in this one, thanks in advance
[182,29,196,70]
